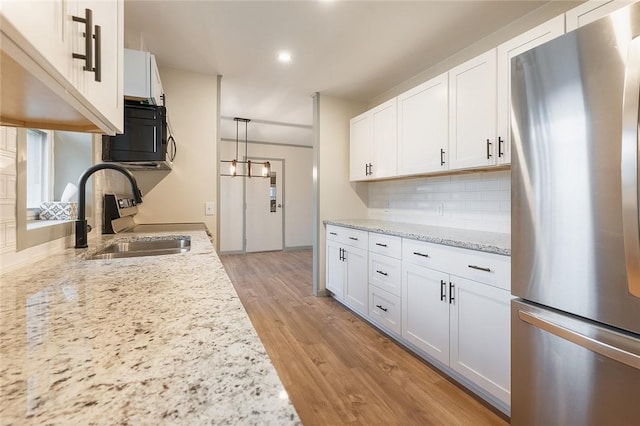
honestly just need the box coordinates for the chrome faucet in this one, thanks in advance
[75,163,143,248]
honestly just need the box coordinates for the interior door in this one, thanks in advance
[245,159,283,252]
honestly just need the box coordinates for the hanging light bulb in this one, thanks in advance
[262,161,271,177]
[230,159,237,177]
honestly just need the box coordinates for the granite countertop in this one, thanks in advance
[0,231,300,425]
[324,219,511,256]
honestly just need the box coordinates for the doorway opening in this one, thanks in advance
[219,157,285,253]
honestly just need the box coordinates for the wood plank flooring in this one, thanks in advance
[220,250,509,426]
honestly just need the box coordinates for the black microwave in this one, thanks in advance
[102,102,168,163]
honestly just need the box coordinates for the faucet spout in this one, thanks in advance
[75,163,143,248]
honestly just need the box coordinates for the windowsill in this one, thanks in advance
[27,219,74,230]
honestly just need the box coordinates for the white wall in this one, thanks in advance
[219,140,313,252]
[368,170,510,233]
[132,67,218,239]
[369,1,578,107]
[316,94,368,293]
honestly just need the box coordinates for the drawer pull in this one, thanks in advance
[413,251,430,258]
[376,270,388,277]
[440,280,446,302]
[375,243,388,247]
[349,237,359,241]
[449,282,455,304]
[375,304,388,312]
[468,265,492,272]
[329,232,337,236]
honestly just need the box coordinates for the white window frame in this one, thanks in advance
[26,129,54,216]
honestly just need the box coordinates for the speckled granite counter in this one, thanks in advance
[324,219,510,256]
[0,231,300,425]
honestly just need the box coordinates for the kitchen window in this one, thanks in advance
[26,129,53,216]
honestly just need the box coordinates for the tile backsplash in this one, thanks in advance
[367,170,511,233]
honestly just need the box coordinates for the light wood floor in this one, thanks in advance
[220,250,509,426]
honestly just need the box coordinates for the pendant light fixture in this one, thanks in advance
[220,117,271,178]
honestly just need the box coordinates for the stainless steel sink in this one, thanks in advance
[87,237,191,260]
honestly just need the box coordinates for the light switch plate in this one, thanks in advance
[205,202,215,216]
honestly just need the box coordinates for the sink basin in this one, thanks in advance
[87,236,191,260]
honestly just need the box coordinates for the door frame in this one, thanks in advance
[244,156,285,252]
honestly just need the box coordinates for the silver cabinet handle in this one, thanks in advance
[94,24,101,82]
[72,8,94,73]
[621,35,640,298]
[468,264,491,272]
[518,309,640,370]
[375,304,388,312]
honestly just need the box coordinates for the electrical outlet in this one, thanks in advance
[205,202,215,216]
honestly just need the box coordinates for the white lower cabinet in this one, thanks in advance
[402,262,450,365]
[449,276,512,406]
[344,246,368,315]
[325,226,368,316]
[326,225,511,411]
[326,241,345,299]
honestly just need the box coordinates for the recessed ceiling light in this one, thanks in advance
[278,51,292,63]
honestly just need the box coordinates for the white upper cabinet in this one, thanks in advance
[371,98,398,179]
[124,49,165,105]
[349,111,372,181]
[0,0,123,134]
[73,0,124,133]
[1,1,72,79]
[448,49,497,171]
[496,15,565,165]
[397,73,448,176]
[566,0,635,31]
[349,98,397,181]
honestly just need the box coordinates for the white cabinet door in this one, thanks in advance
[1,0,72,81]
[74,0,123,133]
[565,0,634,31]
[449,276,512,406]
[344,246,368,315]
[402,262,450,365]
[496,15,564,165]
[397,73,448,176]
[448,49,497,170]
[371,98,397,179]
[349,111,372,181]
[0,0,123,134]
[326,240,345,299]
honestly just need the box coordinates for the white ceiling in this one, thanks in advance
[124,0,551,146]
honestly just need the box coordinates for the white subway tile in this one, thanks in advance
[481,190,510,201]
[5,221,16,246]
[5,127,16,152]
[451,191,482,201]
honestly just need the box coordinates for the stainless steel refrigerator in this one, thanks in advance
[511,4,640,425]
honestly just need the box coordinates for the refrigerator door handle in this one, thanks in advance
[518,309,640,370]
[621,35,640,298]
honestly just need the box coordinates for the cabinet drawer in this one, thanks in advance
[446,246,511,291]
[369,232,402,259]
[369,253,401,296]
[342,228,368,249]
[326,225,342,242]
[369,286,401,335]
[402,239,452,272]
[327,225,369,249]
